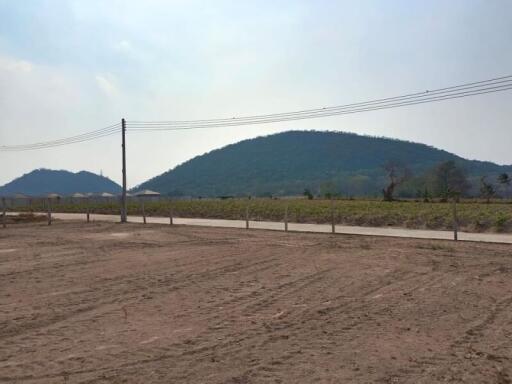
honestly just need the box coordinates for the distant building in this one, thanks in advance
[135,190,161,202]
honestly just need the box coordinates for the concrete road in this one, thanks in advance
[10,211,512,244]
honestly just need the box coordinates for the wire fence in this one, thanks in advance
[3,195,512,238]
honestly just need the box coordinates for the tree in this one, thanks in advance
[303,188,314,200]
[430,161,470,200]
[498,173,510,185]
[320,181,337,199]
[498,173,511,198]
[422,187,431,203]
[480,176,495,203]
[381,161,411,202]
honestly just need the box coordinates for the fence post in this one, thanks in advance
[86,197,90,223]
[47,198,52,226]
[452,198,458,241]
[2,197,6,228]
[284,202,289,232]
[245,201,250,230]
[330,197,335,234]
[142,199,146,224]
[169,203,174,225]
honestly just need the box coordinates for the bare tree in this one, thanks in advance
[382,161,411,201]
[480,176,495,204]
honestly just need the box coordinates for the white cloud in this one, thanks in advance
[0,54,84,129]
[0,53,127,186]
[95,74,117,96]
[115,40,133,53]
[0,56,33,73]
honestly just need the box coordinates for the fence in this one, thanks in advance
[3,195,512,239]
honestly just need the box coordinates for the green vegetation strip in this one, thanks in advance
[9,198,512,233]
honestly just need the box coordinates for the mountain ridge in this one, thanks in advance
[135,130,512,197]
[0,169,122,196]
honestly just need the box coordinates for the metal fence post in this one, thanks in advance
[245,202,250,230]
[86,197,90,223]
[142,199,146,224]
[284,202,289,232]
[452,199,458,241]
[2,197,6,228]
[47,198,52,226]
[330,197,335,234]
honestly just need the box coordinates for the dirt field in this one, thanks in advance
[1,222,511,383]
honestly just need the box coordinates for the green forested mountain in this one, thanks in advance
[136,131,512,197]
[0,169,122,196]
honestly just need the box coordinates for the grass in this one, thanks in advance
[8,197,512,233]
[415,243,455,252]
[4,213,47,224]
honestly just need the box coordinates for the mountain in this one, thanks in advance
[136,130,512,197]
[0,169,122,196]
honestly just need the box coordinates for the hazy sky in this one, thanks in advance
[1,0,511,188]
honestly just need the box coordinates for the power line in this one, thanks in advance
[1,75,511,150]
[129,82,512,128]
[128,75,512,127]
[128,83,512,131]
[0,123,121,152]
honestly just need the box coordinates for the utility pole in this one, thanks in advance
[121,118,127,223]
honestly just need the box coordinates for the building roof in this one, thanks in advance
[135,189,161,197]
[13,193,29,199]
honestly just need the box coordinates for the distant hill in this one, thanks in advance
[0,169,122,196]
[137,130,512,197]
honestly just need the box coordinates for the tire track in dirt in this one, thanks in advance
[0,244,286,380]
[2,223,512,383]
[1,241,275,337]
[31,268,423,380]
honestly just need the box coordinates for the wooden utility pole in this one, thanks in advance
[121,118,127,223]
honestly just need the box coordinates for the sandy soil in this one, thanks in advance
[0,221,511,383]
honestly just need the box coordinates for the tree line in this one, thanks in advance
[304,160,511,201]
[381,160,511,202]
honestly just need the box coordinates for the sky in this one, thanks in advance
[0,0,511,188]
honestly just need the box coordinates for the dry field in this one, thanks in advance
[1,221,511,383]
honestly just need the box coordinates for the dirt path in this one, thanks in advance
[10,211,512,244]
[1,222,511,383]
